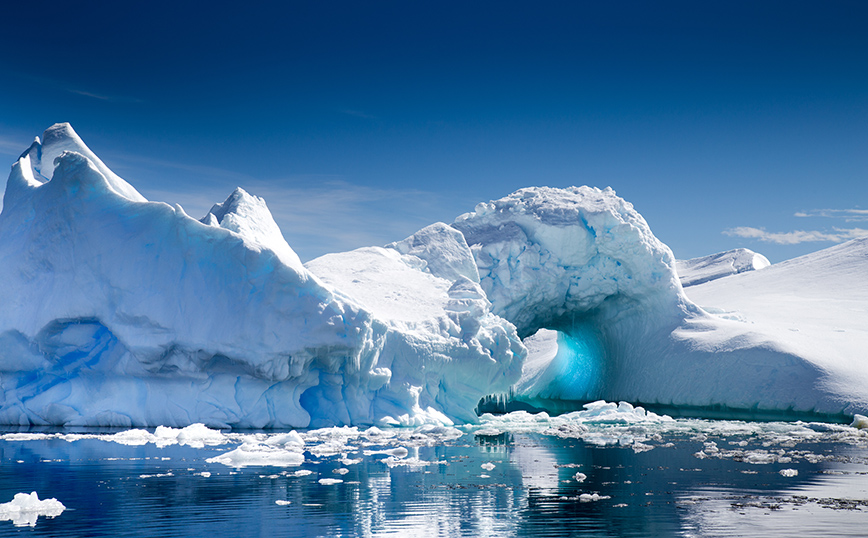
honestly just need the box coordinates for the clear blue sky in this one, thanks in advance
[1,1,866,262]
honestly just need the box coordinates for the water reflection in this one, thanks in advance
[0,421,866,537]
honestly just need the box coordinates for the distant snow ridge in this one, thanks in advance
[676,248,770,287]
[0,124,522,428]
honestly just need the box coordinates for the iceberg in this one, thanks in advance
[0,123,865,428]
[0,124,523,428]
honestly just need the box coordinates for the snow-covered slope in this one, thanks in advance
[0,124,522,428]
[680,238,868,415]
[676,248,770,287]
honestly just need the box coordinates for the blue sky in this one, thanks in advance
[1,1,865,262]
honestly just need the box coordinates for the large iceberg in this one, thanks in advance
[0,124,523,428]
[1,124,865,428]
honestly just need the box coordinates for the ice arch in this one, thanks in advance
[452,186,691,404]
[454,188,850,418]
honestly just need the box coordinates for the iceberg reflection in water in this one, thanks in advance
[0,407,867,537]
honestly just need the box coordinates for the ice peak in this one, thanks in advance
[206,187,254,224]
[20,123,147,203]
[203,187,304,272]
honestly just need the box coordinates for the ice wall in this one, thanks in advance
[0,124,523,428]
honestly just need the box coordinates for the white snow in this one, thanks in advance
[680,238,868,415]
[0,492,66,528]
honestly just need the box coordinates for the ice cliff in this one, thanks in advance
[1,124,865,428]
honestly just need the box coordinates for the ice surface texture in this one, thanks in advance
[1,124,865,428]
[0,124,523,428]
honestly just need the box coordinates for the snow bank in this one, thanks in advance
[681,238,868,415]
[676,248,770,287]
[0,492,65,528]
[0,124,521,428]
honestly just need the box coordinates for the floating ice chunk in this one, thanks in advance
[780,469,798,477]
[574,472,587,483]
[206,442,304,468]
[275,500,291,506]
[851,415,868,430]
[0,492,66,528]
[264,431,305,448]
[481,462,496,471]
[579,493,610,502]
[381,457,446,468]
[155,423,228,448]
[363,447,409,458]
[318,478,343,485]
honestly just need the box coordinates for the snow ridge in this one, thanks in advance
[677,248,770,287]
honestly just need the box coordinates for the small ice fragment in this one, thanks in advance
[0,492,66,528]
[318,478,343,485]
[779,469,798,477]
[474,428,502,437]
[481,462,495,471]
[389,447,409,458]
[574,472,587,483]
[851,414,868,430]
[480,474,490,478]
[198,472,211,478]
[275,500,291,506]
[333,468,349,475]
[293,470,313,477]
[579,493,610,502]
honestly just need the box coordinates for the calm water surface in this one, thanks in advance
[0,415,866,537]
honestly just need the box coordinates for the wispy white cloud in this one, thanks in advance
[794,209,868,222]
[68,89,143,104]
[0,138,25,157]
[724,226,868,245]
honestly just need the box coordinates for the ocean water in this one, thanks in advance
[0,407,866,537]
